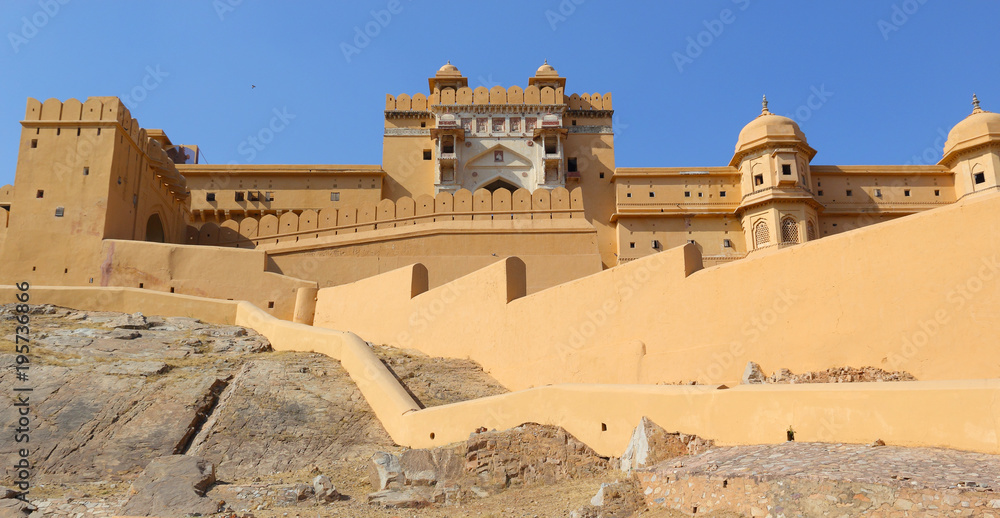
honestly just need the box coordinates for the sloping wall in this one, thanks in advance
[6,286,999,457]
[314,191,1000,391]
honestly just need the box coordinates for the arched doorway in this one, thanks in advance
[481,177,520,193]
[145,213,165,243]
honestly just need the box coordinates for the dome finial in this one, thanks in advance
[973,93,982,114]
[544,58,548,65]
[447,59,451,65]
[761,95,771,116]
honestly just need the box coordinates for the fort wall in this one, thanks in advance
[5,285,1000,458]
[97,239,316,320]
[313,190,1000,391]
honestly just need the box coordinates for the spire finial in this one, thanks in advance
[544,58,548,65]
[447,59,451,65]
[761,95,771,115]
[973,93,982,113]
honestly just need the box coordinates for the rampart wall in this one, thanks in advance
[4,285,999,458]
[313,191,1000,391]
[192,186,586,247]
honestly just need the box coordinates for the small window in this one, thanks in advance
[629,242,635,249]
[754,174,764,186]
[684,191,691,198]
[687,239,696,245]
[651,240,660,249]
[934,189,940,196]
[36,190,44,198]
[874,188,882,198]
[974,172,986,184]
[782,164,792,175]
[626,192,632,198]
[30,139,38,148]
[818,190,824,196]
[117,176,122,185]
[568,158,578,172]
[265,191,274,202]
[234,192,245,202]
[698,192,703,198]
[846,189,853,196]
[206,192,216,202]
[55,207,64,217]
[268,301,275,309]
[420,121,426,128]
[330,192,340,202]
[904,189,911,197]
[248,191,259,202]
[572,120,577,126]
[422,149,432,160]
[649,191,655,198]
[723,239,732,248]
[720,191,726,197]
[83,167,89,176]
[599,172,605,179]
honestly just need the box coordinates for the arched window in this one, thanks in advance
[806,221,817,241]
[781,217,799,244]
[753,220,770,249]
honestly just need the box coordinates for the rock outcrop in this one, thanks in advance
[119,455,219,517]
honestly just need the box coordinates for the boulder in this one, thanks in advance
[312,474,342,503]
[619,417,713,474]
[400,449,438,486]
[0,498,35,517]
[107,312,150,330]
[367,488,432,508]
[368,452,404,491]
[742,361,766,384]
[119,455,219,517]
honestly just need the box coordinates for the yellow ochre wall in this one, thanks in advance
[314,190,1000,391]
[0,97,188,288]
[5,286,999,457]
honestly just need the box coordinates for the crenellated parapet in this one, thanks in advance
[193,186,585,247]
[22,97,187,202]
[385,86,613,113]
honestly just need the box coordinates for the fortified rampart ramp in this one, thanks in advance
[5,286,1000,458]
[314,190,1000,390]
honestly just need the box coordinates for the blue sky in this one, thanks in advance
[1,1,998,187]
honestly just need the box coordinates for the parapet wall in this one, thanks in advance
[5,285,999,458]
[194,186,585,247]
[314,190,1000,391]
[98,239,317,320]
[385,87,612,111]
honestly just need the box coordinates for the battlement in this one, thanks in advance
[22,97,187,201]
[385,87,612,112]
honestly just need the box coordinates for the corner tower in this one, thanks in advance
[731,96,821,252]
[941,94,1000,199]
